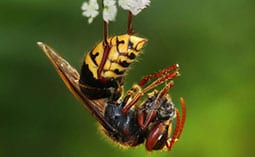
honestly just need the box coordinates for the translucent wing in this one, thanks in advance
[37,42,116,133]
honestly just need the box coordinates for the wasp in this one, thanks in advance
[37,10,186,151]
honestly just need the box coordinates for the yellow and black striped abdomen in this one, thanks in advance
[85,34,147,79]
[79,34,147,100]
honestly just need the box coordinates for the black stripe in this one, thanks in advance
[116,36,125,53]
[119,60,130,68]
[127,52,136,60]
[89,51,99,66]
[80,64,104,88]
[113,69,125,75]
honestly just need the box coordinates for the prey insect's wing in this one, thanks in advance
[37,42,117,133]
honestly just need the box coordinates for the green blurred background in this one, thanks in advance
[1,0,255,157]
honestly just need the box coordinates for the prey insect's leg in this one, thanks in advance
[122,71,180,113]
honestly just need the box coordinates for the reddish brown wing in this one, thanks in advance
[37,42,116,133]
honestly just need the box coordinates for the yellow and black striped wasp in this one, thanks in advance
[38,8,186,151]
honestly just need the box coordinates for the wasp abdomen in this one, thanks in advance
[79,34,147,100]
[79,63,120,99]
[83,34,146,79]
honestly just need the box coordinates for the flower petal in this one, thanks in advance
[118,0,151,15]
[81,0,99,23]
[103,4,117,23]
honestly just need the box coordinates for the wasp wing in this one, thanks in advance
[37,42,116,133]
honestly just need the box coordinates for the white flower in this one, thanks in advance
[104,0,116,6]
[81,0,150,24]
[81,0,99,23]
[119,0,151,15]
[103,0,117,23]
[118,0,130,10]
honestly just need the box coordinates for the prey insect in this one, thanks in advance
[38,9,186,151]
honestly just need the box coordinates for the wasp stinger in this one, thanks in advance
[38,6,186,152]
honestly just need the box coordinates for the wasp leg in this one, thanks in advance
[37,42,117,134]
[166,108,181,150]
[121,86,143,113]
[166,98,186,150]
[137,81,174,130]
[145,120,171,151]
[97,20,112,80]
[122,71,179,113]
[138,64,179,86]
[121,84,141,107]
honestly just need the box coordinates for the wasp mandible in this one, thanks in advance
[38,4,186,151]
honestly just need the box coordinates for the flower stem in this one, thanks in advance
[127,11,134,35]
[103,21,109,45]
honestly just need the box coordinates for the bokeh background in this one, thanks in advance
[1,0,255,157]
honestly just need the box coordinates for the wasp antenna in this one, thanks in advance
[177,97,186,139]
